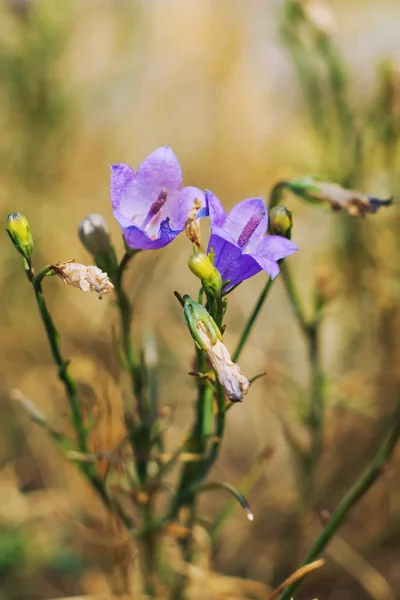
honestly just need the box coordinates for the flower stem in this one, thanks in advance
[32,265,87,453]
[278,398,400,600]
[233,277,273,363]
[280,261,324,497]
[114,250,143,414]
[141,496,158,596]
[28,264,134,531]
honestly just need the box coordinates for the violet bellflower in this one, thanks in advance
[110,146,207,250]
[206,191,298,289]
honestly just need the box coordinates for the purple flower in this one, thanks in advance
[111,146,207,250]
[206,191,298,289]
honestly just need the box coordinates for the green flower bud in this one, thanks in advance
[78,214,113,257]
[269,206,293,239]
[183,295,222,350]
[78,214,118,278]
[6,212,34,263]
[188,251,222,297]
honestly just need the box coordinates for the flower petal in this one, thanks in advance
[224,198,267,243]
[206,190,226,227]
[120,219,180,250]
[256,235,298,261]
[221,254,262,289]
[169,186,207,231]
[252,235,298,279]
[207,232,242,282]
[136,146,183,196]
[110,163,135,212]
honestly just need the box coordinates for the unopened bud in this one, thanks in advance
[78,214,112,257]
[183,295,249,402]
[6,212,34,263]
[269,206,293,239]
[188,251,223,297]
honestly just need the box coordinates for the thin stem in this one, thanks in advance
[278,399,400,600]
[32,267,87,453]
[233,278,273,363]
[280,262,309,336]
[280,260,324,498]
[141,496,158,596]
[114,251,142,409]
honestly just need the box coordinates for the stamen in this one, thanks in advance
[237,210,265,247]
[142,190,168,229]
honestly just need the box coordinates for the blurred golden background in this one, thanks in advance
[2,0,400,598]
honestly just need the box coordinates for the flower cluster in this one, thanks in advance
[110,146,298,287]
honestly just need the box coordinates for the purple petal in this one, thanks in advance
[207,233,242,282]
[136,146,183,197]
[253,256,281,279]
[120,219,180,250]
[110,163,135,211]
[224,198,268,244]
[220,254,262,289]
[168,186,207,231]
[252,235,298,279]
[206,190,226,227]
[255,235,298,261]
[110,163,151,225]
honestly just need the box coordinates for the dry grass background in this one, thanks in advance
[1,0,400,598]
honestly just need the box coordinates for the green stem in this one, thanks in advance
[280,262,309,336]
[280,260,324,497]
[233,278,273,363]
[32,266,87,453]
[142,496,158,596]
[114,251,143,412]
[30,266,135,531]
[278,398,400,600]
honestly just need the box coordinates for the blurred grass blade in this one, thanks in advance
[196,481,253,522]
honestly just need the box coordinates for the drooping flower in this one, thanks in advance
[206,192,298,289]
[53,259,114,299]
[110,146,207,250]
[283,176,393,218]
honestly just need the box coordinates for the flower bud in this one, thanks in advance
[78,214,113,257]
[6,212,34,263]
[188,251,223,296]
[269,206,293,239]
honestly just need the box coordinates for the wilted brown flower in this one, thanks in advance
[185,197,203,249]
[53,259,114,299]
[196,320,249,402]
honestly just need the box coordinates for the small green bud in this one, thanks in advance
[269,206,293,239]
[78,214,118,278]
[183,295,222,350]
[188,251,223,297]
[6,212,34,263]
[78,214,113,257]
